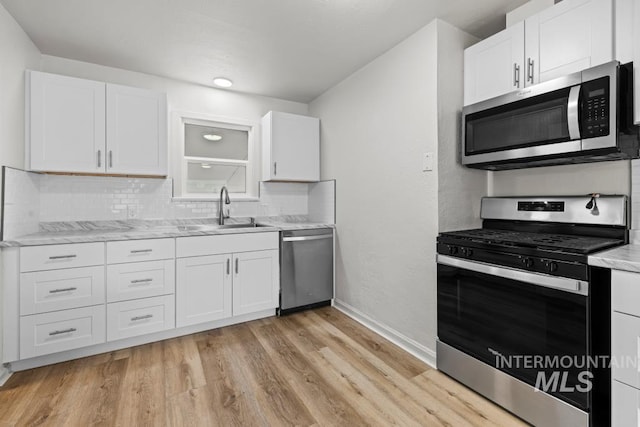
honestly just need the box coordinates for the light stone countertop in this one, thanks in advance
[588,244,640,273]
[0,216,335,247]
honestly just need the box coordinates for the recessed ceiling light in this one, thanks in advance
[203,134,223,141]
[213,77,233,88]
[201,163,212,169]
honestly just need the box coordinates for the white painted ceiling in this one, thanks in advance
[0,0,528,103]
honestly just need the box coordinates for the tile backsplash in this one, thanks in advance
[2,168,40,239]
[2,168,335,239]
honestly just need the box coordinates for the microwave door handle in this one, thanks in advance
[567,85,581,140]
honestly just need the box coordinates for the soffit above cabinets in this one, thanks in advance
[0,0,528,103]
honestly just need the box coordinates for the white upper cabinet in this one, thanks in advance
[463,0,613,106]
[26,71,168,176]
[525,0,612,84]
[106,84,168,175]
[262,111,320,182]
[464,22,525,106]
[27,71,106,173]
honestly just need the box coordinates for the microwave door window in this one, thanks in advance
[466,87,572,156]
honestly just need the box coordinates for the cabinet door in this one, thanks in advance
[525,0,612,85]
[27,71,106,173]
[232,250,279,316]
[612,380,640,427]
[106,84,168,175]
[463,21,525,106]
[176,255,232,327]
[612,312,640,388]
[262,111,319,182]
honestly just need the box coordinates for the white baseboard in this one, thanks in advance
[333,299,436,369]
[0,365,12,386]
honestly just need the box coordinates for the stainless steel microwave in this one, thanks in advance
[461,61,639,170]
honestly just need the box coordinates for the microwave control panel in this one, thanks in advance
[581,76,610,139]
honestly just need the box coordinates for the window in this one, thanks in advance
[175,114,258,199]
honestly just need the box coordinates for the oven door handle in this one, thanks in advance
[437,255,588,296]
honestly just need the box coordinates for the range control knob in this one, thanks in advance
[448,245,458,255]
[522,257,534,268]
[548,261,558,273]
[463,248,473,257]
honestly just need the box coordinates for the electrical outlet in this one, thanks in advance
[422,152,434,172]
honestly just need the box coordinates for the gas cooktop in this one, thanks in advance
[440,228,624,254]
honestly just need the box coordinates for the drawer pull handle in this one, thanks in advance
[131,314,153,321]
[49,255,77,260]
[49,287,78,294]
[49,328,76,336]
[130,249,153,254]
[130,278,153,284]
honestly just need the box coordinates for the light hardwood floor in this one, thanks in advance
[0,307,528,426]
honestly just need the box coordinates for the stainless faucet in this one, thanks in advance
[218,186,231,225]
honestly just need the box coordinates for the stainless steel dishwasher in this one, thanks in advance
[278,228,334,315]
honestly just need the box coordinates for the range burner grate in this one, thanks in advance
[442,228,623,254]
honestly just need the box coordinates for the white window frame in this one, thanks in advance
[172,111,259,200]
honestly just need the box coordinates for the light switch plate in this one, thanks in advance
[422,152,433,172]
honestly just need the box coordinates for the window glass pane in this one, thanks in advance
[186,161,246,194]
[185,124,248,160]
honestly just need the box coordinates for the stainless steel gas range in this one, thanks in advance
[436,195,628,427]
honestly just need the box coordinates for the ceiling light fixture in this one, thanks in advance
[203,134,223,141]
[201,163,212,169]
[213,77,233,88]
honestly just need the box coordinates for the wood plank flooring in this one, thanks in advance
[0,307,528,426]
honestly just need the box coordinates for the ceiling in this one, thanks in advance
[1,0,529,103]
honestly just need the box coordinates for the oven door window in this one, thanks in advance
[437,263,588,410]
[465,87,572,155]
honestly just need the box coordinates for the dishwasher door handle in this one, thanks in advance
[282,234,333,242]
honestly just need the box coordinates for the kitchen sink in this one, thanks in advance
[172,222,271,231]
[218,223,271,229]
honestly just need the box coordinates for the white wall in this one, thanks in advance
[0,2,41,382]
[489,161,631,196]
[0,6,40,182]
[310,19,470,360]
[436,22,486,233]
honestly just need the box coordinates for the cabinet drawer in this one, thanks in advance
[107,238,174,264]
[176,232,278,258]
[21,243,104,272]
[612,270,640,316]
[107,295,174,341]
[20,305,106,359]
[21,266,105,315]
[612,311,640,387]
[612,380,640,427]
[107,260,174,302]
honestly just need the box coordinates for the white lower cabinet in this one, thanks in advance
[611,269,640,425]
[176,232,280,328]
[20,266,105,315]
[107,295,174,341]
[233,250,279,316]
[613,380,640,427]
[20,305,106,359]
[176,254,232,327]
[106,260,175,302]
[10,233,280,366]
